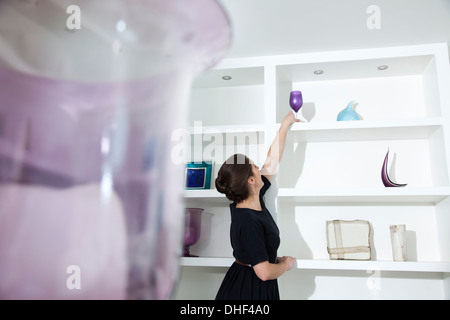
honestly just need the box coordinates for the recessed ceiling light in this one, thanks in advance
[377,65,389,71]
[313,70,324,75]
[222,75,232,80]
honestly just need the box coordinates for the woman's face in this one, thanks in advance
[250,162,264,190]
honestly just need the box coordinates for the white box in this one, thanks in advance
[326,220,372,260]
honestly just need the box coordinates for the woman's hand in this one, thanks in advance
[281,111,301,128]
[276,256,296,270]
[253,257,297,281]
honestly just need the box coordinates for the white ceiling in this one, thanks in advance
[219,0,450,59]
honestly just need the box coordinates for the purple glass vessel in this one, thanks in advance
[183,208,204,257]
[289,91,303,117]
[0,0,230,300]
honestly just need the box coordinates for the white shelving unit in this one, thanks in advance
[175,43,450,300]
[180,257,450,273]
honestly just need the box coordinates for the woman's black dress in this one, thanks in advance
[215,175,281,300]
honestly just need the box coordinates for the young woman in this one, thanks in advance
[215,111,299,300]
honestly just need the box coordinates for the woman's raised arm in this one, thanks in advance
[261,111,300,180]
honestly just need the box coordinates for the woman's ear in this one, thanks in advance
[248,176,255,185]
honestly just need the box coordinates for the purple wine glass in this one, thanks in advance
[289,91,303,118]
[183,208,204,257]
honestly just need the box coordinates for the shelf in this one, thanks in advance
[186,118,442,143]
[184,189,222,198]
[297,260,450,273]
[185,187,450,205]
[184,189,229,205]
[179,43,450,299]
[276,54,434,83]
[180,257,450,273]
[277,187,450,204]
[180,257,234,267]
[185,118,443,141]
[282,117,443,142]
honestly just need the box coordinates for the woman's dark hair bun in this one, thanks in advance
[215,180,229,195]
[215,154,253,203]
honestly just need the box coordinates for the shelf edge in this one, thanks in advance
[179,257,450,273]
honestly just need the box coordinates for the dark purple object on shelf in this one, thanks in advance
[381,149,407,187]
[183,208,204,257]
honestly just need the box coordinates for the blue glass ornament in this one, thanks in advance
[337,101,361,121]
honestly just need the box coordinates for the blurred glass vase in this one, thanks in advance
[0,0,230,300]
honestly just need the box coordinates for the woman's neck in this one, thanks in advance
[236,194,262,211]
